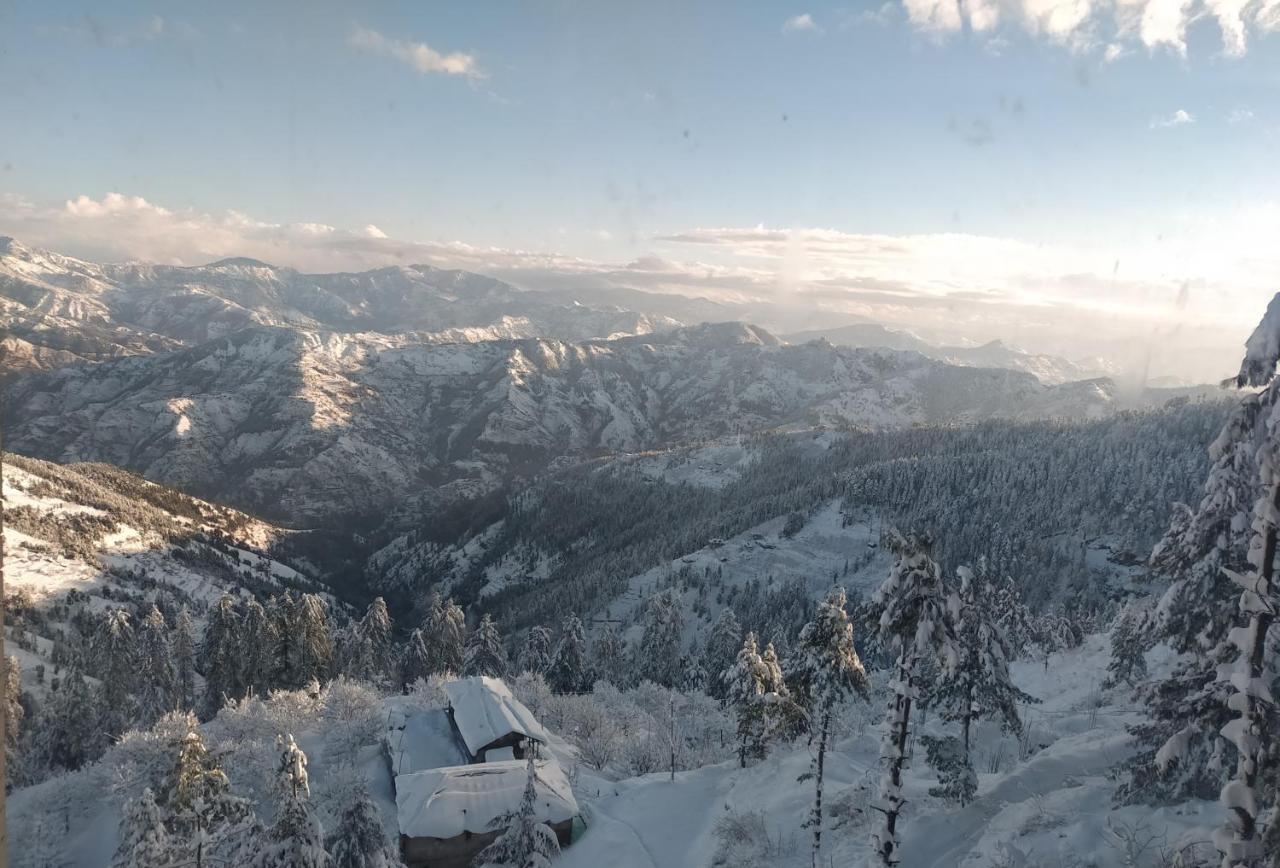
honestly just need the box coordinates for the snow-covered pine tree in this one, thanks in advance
[421,592,466,676]
[399,628,432,691]
[36,665,98,772]
[871,533,959,866]
[161,727,254,868]
[1105,600,1150,689]
[592,622,626,687]
[137,605,177,727]
[519,625,554,677]
[253,734,331,868]
[1212,294,1280,867]
[474,755,561,868]
[4,654,23,778]
[703,608,743,700]
[934,566,1037,767]
[639,589,684,688]
[239,597,276,698]
[349,597,394,687]
[790,587,870,868]
[919,735,977,806]
[95,608,140,742]
[464,613,509,678]
[325,786,403,868]
[1121,395,1263,806]
[202,595,247,718]
[546,613,588,694]
[174,606,197,712]
[723,631,767,767]
[112,787,174,868]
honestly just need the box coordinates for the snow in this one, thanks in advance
[444,676,550,758]
[394,759,577,839]
[384,706,469,775]
[560,632,1223,868]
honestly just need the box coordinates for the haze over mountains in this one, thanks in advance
[0,238,1207,526]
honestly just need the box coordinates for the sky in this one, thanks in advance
[2,0,1279,381]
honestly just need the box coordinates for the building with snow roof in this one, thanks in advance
[443,675,549,763]
[395,759,577,868]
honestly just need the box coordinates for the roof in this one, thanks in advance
[395,759,578,839]
[385,706,470,776]
[443,676,549,757]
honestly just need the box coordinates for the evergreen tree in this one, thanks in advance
[920,735,977,806]
[1211,297,1280,868]
[638,589,684,687]
[1105,601,1150,689]
[421,593,465,675]
[253,734,330,868]
[4,655,23,778]
[37,666,97,772]
[349,597,394,687]
[592,623,626,687]
[399,628,432,691]
[474,755,561,868]
[546,614,588,694]
[326,786,404,868]
[202,595,246,718]
[871,534,959,867]
[112,787,174,868]
[94,608,139,741]
[790,587,870,868]
[518,626,554,677]
[137,606,177,727]
[464,614,509,678]
[239,597,276,697]
[935,566,1037,767]
[174,606,197,712]
[724,632,767,767]
[161,728,254,867]
[703,609,743,700]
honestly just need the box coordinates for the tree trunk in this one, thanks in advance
[876,656,914,867]
[810,712,828,868]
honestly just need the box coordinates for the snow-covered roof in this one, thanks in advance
[385,706,470,776]
[443,676,549,757]
[395,759,578,839]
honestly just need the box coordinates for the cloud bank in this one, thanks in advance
[900,0,1280,57]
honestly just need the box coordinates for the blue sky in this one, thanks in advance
[3,0,1279,378]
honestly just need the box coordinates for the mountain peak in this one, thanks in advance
[204,256,277,270]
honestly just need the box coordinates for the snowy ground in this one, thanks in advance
[559,633,1223,868]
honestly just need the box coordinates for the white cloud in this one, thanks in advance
[1150,108,1194,127]
[903,0,964,33]
[3,191,1277,382]
[783,13,821,32]
[899,0,1280,56]
[1228,107,1255,123]
[348,27,483,79]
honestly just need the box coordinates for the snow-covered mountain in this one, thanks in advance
[0,237,680,372]
[3,321,1132,524]
[785,324,1120,384]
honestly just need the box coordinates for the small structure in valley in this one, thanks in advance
[444,675,549,763]
[395,759,577,868]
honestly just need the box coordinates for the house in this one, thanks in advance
[443,676,549,763]
[395,759,577,868]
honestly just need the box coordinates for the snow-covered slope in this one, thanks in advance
[2,322,1126,523]
[2,453,321,693]
[0,236,679,372]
